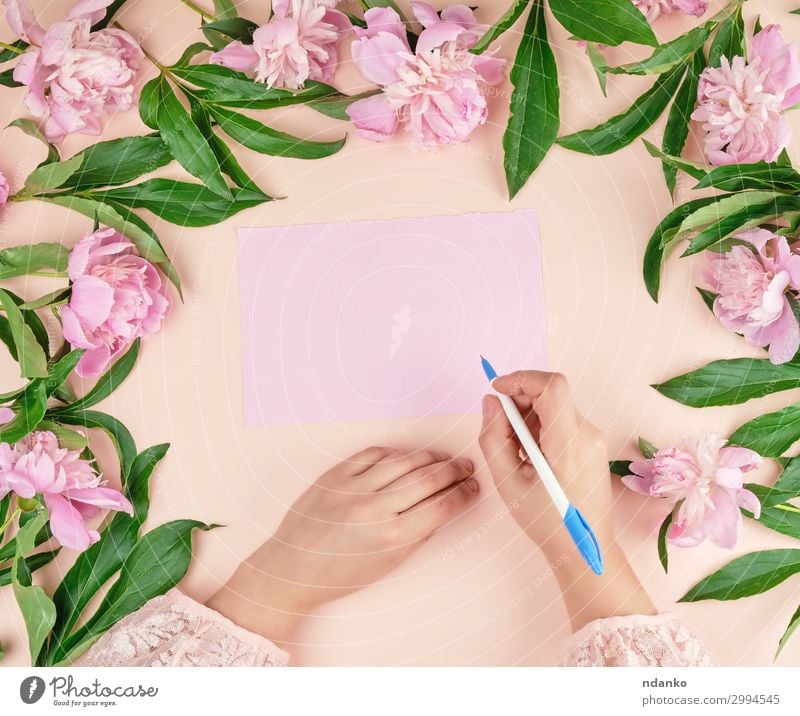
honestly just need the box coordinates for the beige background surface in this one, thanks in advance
[1,0,799,666]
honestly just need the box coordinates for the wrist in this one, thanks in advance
[205,561,304,646]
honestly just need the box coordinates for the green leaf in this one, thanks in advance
[53,410,137,480]
[174,41,214,67]
[0,549,59,587]
[657,510,673,574]
[0,68,22,87]
[42,195,168,264]
[729,402,800,458]
[683,194,800,256]
[207,104,346,159]
[642,196,720,301]
[470,0,530,54]
[57,135,172,191]
[744,483,799,508]
[54,340,140,412]
[609,459,631,476]
[585,42,608,95]
[93,178,271,227]
[156,77,231,198]
[8,118,59,163]
[308,89,381,122]
[557,63,686,155]
[643,140,707,180]
[200,17,258,43]
[776,604,800,658]
[24,154,84,194]
[45,349,85,398]
[212,0,236,19]
[56,519,215,664]
[548,0,657,47]
[502,0,559,199]
[19,288,71,310]
[189,97,264,193]
[11,509,57,664]
[138,75,163,130]
[90,0,128,31]
[0,381,47,443]
[680,549,800,602]
[776,457,800,493]
[48,444,169,660]
[0,243,68,279]
[661,52,704,195]
[752,503,800,541]
[695,163,800,192]
[697,287,717,311]
[170,65,337,109]
[638,437,658,458]
[606,24,710,75]
[0,288,48,378]
[36,421,88,451]
[0,39,27,64]
[708,4,745,67]
[95,200,182,296]
[675,190,778,236]
[654,358,800,407]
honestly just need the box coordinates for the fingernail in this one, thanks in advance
[464,478,479,493]
[457,457,474,472]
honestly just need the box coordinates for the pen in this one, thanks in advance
[480,356,603,575]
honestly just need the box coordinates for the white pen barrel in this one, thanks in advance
[496,393,570,517]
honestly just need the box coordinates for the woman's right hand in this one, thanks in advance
[478,369,655,629]
[206,446,480,644]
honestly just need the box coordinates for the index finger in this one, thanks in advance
[492,370,577,435]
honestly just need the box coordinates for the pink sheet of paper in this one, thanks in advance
[237,210,547,426]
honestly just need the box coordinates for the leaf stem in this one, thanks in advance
[0,508,21,538]
[178,0,215,20]
[0,41,24,55]
[775,503,800,515]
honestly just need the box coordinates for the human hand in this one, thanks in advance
[206,447,479,644]
[478,370,654,628]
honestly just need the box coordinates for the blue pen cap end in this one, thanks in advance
[563,505,604,575]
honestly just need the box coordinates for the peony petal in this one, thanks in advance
[3,0,45,43]
[68,0,114,24]
[473,54,506,86]
[209,41,260,73]
[416,22,466,54]
[351,32,409,86]
[766,301,800,364]
[410,2,441,27]
[359,7,408,44]
[44,493,96,552]
[717,446,762,472]
[64,486,133,515]
[736,487,762,519]
[346,93,398,141]
[69,275,114,330]
[705,489,743,549]
[76,344,112,379]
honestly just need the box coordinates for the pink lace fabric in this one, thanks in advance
[559,613,713,667]
[77,588,289,667]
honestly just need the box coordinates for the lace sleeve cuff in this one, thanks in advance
[77,588,290,667]
[558,612,714,667]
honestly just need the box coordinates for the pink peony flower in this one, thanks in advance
[3,0,143,142]
[633,0,708,22]
[0,430,132,551]
[346,3,505,147]
[705,229,800,364]
[692,25,800,165]
[0,170,9,211]
[210,0,350,89]
[623,433,761,549]
[61,227,171,378]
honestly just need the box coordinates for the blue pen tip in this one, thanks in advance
[480,355,498,381]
